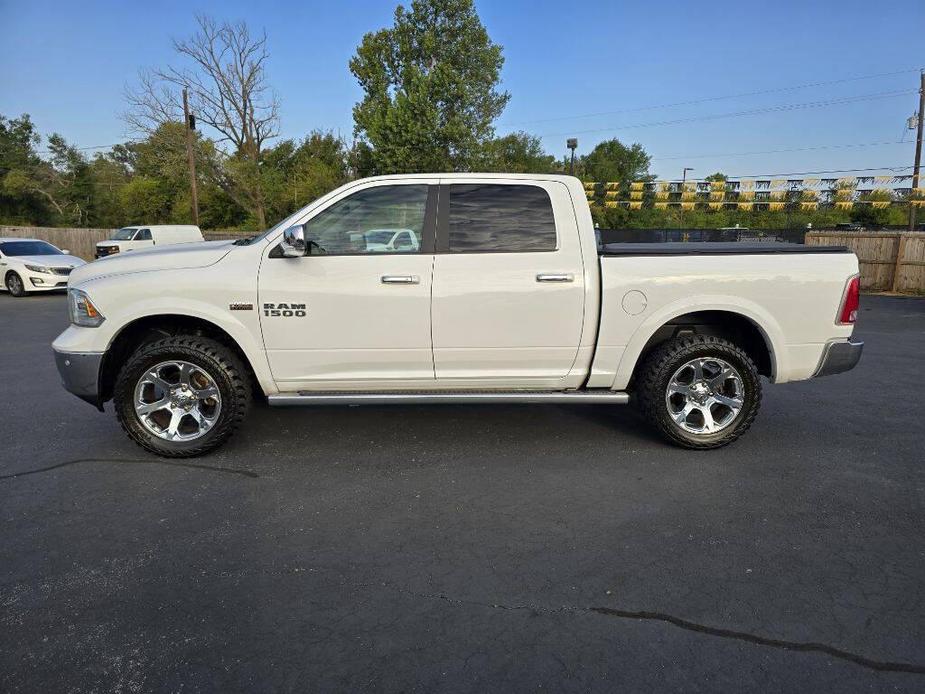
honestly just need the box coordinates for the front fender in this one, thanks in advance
[57,266,276,396]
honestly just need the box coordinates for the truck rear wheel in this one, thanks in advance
[114,335,251,457]
[636,335,761,449]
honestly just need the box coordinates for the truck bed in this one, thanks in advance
[599,242,850,256]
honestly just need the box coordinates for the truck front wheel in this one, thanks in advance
[636,335,762,449]
[113,335,251,457]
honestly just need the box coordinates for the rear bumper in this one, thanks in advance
[53,349,104,410]
[814,340,863,377]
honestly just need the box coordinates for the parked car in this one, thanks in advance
[95,225,203,259]
[0,238,86,297]
[53,174,863,457]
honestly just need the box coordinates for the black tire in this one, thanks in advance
[5,271,26,297]
[636,335,761,450]
[114,335,251,457]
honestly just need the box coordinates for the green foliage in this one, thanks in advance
[349,0,510,174]
[478,132,557,173]
[581,139,651,183]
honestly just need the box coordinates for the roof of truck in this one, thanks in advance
[358,173,581,183]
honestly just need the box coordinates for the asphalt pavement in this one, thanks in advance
[1,292,923,692]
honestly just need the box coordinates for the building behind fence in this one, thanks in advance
[584,176,925,211]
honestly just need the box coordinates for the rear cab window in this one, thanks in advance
[444,184,557,253]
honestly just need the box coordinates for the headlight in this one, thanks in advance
[25,264,51,273]
[68,289,105,327]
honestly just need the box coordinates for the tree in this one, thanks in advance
[0,114,54,224]
[479,132,556,173]
[126,15,280,227]
[704,172,727,182]
[349,0,510,174]
[582,139,651,183]
[260,132,351,222]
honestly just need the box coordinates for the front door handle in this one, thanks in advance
[536,273,574,283]
[381,275,420,284]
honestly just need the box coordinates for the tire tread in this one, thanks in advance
[636,335,762,450]
[114,335,250,458]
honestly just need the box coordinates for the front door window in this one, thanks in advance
[304,185,429,255]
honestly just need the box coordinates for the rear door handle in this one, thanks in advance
[381,275,420,284]
[536,273,574,283]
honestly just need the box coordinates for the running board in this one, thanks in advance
[268,391,631,406]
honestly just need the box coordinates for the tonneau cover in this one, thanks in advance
[599,242,850,256]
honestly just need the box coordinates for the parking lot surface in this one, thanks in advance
[1,292,923,692]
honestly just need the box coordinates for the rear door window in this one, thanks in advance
[446,184,557,253]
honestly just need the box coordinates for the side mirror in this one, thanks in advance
[61,249,71,255]
[280,224,307,257]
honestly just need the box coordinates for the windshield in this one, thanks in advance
[112,227,138,240]
[0,240,62,256]
[364,231,395,245]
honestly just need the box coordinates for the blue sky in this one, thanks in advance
[1,0,922,180]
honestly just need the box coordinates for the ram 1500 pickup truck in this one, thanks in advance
[52,174,863,457]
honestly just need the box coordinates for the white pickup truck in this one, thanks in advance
[52,174,862,457]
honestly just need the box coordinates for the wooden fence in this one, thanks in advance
[0,226,113,261]
[806,231,925,294]
[4,225,922,294]
[0,226,254,261]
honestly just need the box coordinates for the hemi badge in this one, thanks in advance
[229,303,254,311]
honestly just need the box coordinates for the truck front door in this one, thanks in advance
[431,180,586,386]
[258,181,438,388]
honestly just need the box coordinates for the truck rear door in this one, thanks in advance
[431,180,585,386]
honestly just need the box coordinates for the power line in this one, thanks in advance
[649,140,908,163]
[36,142,138,155]
[537,90,918,138]
[669,165,912,182]
[501,68,922,127]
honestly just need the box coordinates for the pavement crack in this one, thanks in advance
[0,457,259,480]
[589,607,925,675]
[381,584,925,675]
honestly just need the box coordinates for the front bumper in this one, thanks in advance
[814,340,864,377]
[54,349,104,410]
[27,276,69,290]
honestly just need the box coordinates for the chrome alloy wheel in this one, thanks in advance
[134,360,222,441]
[665,357,744,435]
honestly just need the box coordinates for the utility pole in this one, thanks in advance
[909,70,924,231]
[182,87,200,226]
[680,167,694,230]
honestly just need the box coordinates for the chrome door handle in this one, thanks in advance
[536,273,574,283]
[381,275,420,284]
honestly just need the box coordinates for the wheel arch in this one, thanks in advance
[612,299,785,391]
[99,314,262,404]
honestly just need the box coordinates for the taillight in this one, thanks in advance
[838,275,860,325]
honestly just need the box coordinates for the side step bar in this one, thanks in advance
[268,391,631,407]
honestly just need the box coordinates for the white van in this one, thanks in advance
[95,225,203,259]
